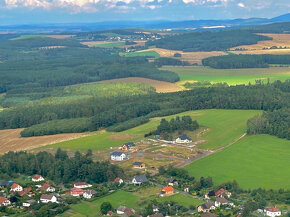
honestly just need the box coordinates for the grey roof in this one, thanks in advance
[200,203,214,209]
[133,162,143,166]
[216,197,229,203]
[84,190,97,195]
[124,142,135,147]
[110,152,124,156]
[117,206,127,212]
[166,177,178,183]
[133,175,148,183]
[0,181,10,187]
[178,135,192,140]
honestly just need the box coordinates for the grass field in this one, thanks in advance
[90,41,125,48]
[121,50,160,58]
[44,109,260,152]
[186,135,290,189]
[162,66,290,85]
[10,34,48,40]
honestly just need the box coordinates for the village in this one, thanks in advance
[0,137,287,217]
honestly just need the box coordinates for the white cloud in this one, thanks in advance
[237,2,245,8]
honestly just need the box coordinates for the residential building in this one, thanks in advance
[215,197,234,207]
[83,189,97,199]
[264,207,281,217]
[165,178,178,186]
[0,197,10,206]
[32,174,45,182]
[23,199,36,207]
[10,183,23,192]
[148,213,164,217]
[205,190,215,199]
[175,135,192,144]
[122,142,136,151]
[113,177,124,184]
[133,162,146,169]
[215,188,232,198]
[110,152,127,161]
[74,182,92,189]
[198,203,216,213]
[41,183,55,192]
[40,194,57,203]
[70,188,84,197]
[160,186,174,197]
[132,175,148,185]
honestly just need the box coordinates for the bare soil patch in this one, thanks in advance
[109,134,134,141]
[47,35,74,39]
[0,129,87,154]
[97,77,182,93]
[123,40,146,48]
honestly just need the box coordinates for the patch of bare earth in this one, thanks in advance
[0,129,88,154]
[109,134,134,140]
[97,77,182,93]
[122,40,146,48]
[47,35,74,39]
[141,48,226,64]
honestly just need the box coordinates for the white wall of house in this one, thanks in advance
[265,210,281,217]
[175,138,192,144]
[40,196,57,203]
[111,153,126,161]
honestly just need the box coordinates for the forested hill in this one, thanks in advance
[246,22,290,33]
[146,30,270,52]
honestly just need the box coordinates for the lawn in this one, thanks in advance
[157,194,203,207]
[46,109,260,151]
[121,51,160,58]
[185,134,290,190]
[162,66,290,85]
[10,34,48,40]
[91,41,125,48]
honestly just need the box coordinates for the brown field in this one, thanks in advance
[141,48,226,64]
[97,77,182,93]
[47,35,74,39]
[0,129,87,154]
[122,40,146,48]
[108,134,134,140]
[231,33,290,54]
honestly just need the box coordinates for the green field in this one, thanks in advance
[162,66,290,85]
[91,41,125,48]
[121,51,160,58]
[45,109,260,151]
[186,135,290,189]
[10,34,48,40]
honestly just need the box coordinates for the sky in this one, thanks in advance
[0,0,289,25]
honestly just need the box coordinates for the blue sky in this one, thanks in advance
[0,0,289,25]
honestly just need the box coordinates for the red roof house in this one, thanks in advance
[70,188,84,197]
[215,188,231,198]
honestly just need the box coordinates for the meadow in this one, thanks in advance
[121,50,160,58]
[90,41,125,48]
[162,66,290,85]
[43,109,260,152]
[186,134,290,189]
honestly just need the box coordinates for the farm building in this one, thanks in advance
[32,174,44,182]
[197,203,216,213]
[122,142,136,151]
[110,152,127,161]
[0,197,10,206]
[40,194,57,203]
[175,135,192,144]
[133,161,146,169]
[264,207,281,217]
[132,175,148,185]
[160,186,174,197]
[74,182,92,189]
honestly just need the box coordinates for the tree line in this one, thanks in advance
[0,149,124,184]
[202,54,290,69]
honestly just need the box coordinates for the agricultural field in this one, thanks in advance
[10,34,73,40]
[162,65,290,85]
[186,134,290,189]
[42,109,260,152]
[121,50,160,58]
[81,41,125,48]
[96,77,182,93]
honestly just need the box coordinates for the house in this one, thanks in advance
[70,188,84,197]
[0,181,10,188]
[117,206,137,217]
[23,199,36,207]
[110,152,127,161]
[117,206,127,215]
[41,183,55,192]
[215,197,234,207]
[205,190,215,199]
[197,203,216,213]
[264,207,281,217]
[40,194,57,203]
[160,186,174,197]
[113,177,124,185]
[215,188,231,198]
[0,197,10,206]
[133,162,146,169]
[74,182,92,189]
[10,183,23,192]
[122,142,136,151]
[165,178,178,186]
[201,213,218,217]
[132,175,148,185]
[152,205,159,212]
[148,213,164,217]
[32,174,44,182]
[175,135,192,144]
[83,189,97,199]
[19,187,33,197]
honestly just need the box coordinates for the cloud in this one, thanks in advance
[237,2,245,8]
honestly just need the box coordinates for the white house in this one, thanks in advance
[10,183,23,192]
[41,183,55,192]
[32,174,45,182]
[264,207,281,217]
[215,197,234,207]
[110,152,127,161]
[113,177,124,185]
[22,199,36,207]
[198,203,216,213]
[83,190,97,199]
[132,175,148,185]
[0,197,10,206]
[40,194,57,203]
[175,135,192,144]
[74,182,92,189]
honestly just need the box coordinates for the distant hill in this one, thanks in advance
[270,13,290,22]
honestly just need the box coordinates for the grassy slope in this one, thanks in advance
[121,51,160,58]
[10,35,48,40]
[186,135,290,189]
[162,66,290,85]
[91,42,125,48]
[46,109,260,151]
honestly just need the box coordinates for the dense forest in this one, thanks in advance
[246,22,290,33]
[202,54,290,69]
[247,108,290,139]
[0,81,289,136]
[0,149,124,184]
[146,30,270,52]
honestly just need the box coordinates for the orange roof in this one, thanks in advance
[266,207,280,212]
[41,183,51,189]
[215,188,229,196]
[162,186,174,192]
[70,188,83,194]
[10,183,20,189]
[33,174,42,179]
[0,197,8,204]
